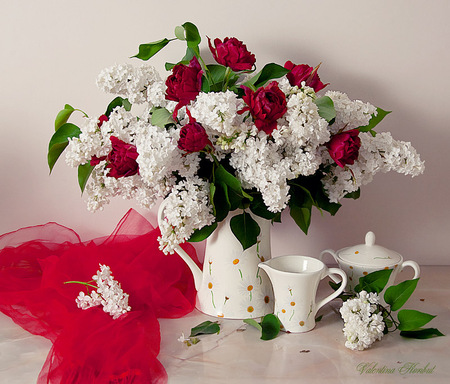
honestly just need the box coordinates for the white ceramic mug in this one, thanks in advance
[259,255,346,333]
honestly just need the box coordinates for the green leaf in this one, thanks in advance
[150,107,175,128]
[249,193,277,220]
[215,164,251,200]
[230,211,260,250]
[358,107,391,136]
[400,328,444,339]
[212,182,231,222]
[244,63,289,89]
[354,269,393,294]
[398,310,436,331]
[244,318,262,332]
[174,25,186,40]
[289,185,313,235]
[132,38,171,61]
[48,123,81,172]
[78,163,94,193]
[106,97,131,117]
[182,22,201,55]
[260,314,281,340]
[314,96,336,123]
[315,315,323,323]
[55,104,75,131]
[344,188,360,200]
[384,278,419,311]
[189,321,220,337]
[188,222,218,242]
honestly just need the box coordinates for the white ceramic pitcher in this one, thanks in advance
[158,201,274,319]
[259,255,347,333]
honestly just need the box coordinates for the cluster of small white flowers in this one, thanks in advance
[75,264,131,320]
[158,177,215,254]
[84,168,150,212]
[229,84,329,212]
[96,63,164,105]
[326,91,377,134]
[322,132,425,202]
[189,90,244,137]
[340,290,385,351]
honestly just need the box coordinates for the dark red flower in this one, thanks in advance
[178,122,212,153]
[326,129,361,168]
[90,136,139,178]
[284,61,328,92]
[238,81,287,135]
[208,37,256,72]
[97,114,109,128]
[165,57,203,119]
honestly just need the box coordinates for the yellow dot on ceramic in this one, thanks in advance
[260,256,265,262]
[208,282,213,289]
[363,271,368,276]
[394,264,398,268]
[282,309,286,313]
[299,321,305,326]
[247,306,254,313]
[349,266,353,269]
[384,266,389,270]
[233,259,240,265]
[355,251,359,254]
[290,301,296,306]
[247,285,253,291]
[264,296,270,303]
[217,313,224,318]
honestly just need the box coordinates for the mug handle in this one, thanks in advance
[319,250,341,284]
[401,260,420,279]
[315,268,347,314]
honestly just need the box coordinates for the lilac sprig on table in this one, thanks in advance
[330,269,444,350]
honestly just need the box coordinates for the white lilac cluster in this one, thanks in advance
[340,291,385,351]
[96,63,165,105]
[322,131,425,203]
[75,264,131,320]
[229,81,330,212]
[158,177,215,254]
[63,62,424,252]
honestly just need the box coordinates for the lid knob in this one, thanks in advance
[365,231,376,246]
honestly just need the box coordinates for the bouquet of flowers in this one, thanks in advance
[48,22,424,254]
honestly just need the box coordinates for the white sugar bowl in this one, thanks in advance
[320,231,420,292]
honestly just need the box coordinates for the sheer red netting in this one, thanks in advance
[0,209,199,384]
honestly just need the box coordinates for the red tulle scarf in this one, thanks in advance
[0,209,199,383]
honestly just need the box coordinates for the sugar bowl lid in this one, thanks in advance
[337,231,402,266]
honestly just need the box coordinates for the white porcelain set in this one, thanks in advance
[159,201,419,333]
[320,231,420,294]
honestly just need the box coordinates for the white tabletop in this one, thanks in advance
[1,266,449,383]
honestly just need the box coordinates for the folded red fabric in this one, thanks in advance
[0,209,199,383]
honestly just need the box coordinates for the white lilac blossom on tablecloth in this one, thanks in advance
[48,22,425,254]
[73,264,131,320]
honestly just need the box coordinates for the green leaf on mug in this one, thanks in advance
[397,309,436,331]
[354,269,393,294]
[384,278,419,311]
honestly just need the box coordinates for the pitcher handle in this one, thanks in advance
[401,260,421,279]
[315,268,347,314]
[319,250,341,284]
